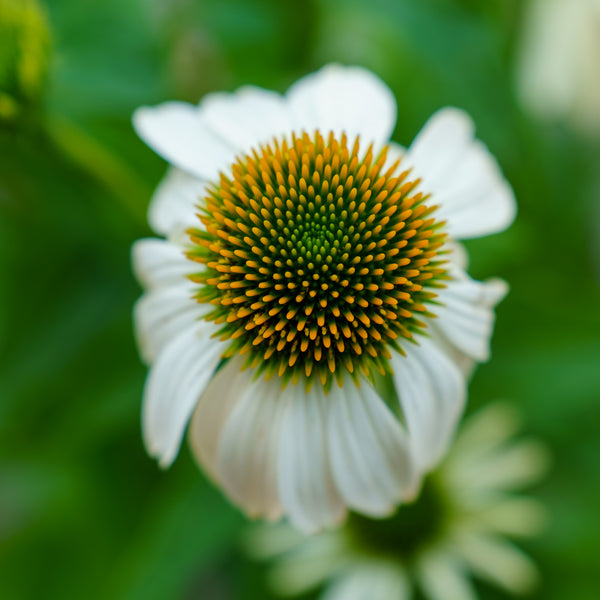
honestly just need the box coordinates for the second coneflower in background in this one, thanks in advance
[247,403,549,600]
[131,65,516,532]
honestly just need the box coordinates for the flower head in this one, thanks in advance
[132,65,516,532]
[246,403,550,600]
[187,130,447,389]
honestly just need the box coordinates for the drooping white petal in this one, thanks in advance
[134,284,203,364]
[323,564,410,600]
[418,551,477,600]
[133,101,237,180]
[215,372,288,521]
[390,336,466,472]
[455,531,540,595]
[132,238,193,290]
[142,322,224,468]
[434,265,508,362]
[188,356,250,479]
[404,108,516,240]
[327,379,417,516]
[147,168,207,236]
[277,383,346,533]
[425,332,476,379]
[287,64,397,147]
[200,86,294,150]
[132,238,204,362]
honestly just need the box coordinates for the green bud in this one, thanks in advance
[0,0,51,121]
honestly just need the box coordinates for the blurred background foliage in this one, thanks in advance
[1,0,599,598]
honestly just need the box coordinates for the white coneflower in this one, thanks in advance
[518,0,600,133]
[132,64,516,532]
[247,403,549,600]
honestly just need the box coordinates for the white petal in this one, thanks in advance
[404,108,516,240]
[390,336,466,472]
[445,240,469,271]
[455,531,540,595]
[132,238,193,290]
[132,238,204,362]
[268,532,348,595]
[215,371,287,521]
[133,101,237,180]
[407,109,475,182]
[142,322,223,468]
[147,168,206,236]
[243,523,308,560]
[476,497,548,538]
[454,439,550,493]
[324,564,410,600]
[286,64,397,147]
[277,383,346,533]
[449,402,520,462]
[188,356,249,480]
[323,572,368,600]
[425,332,476,379]
[381,141,406,174]
[327,380,417,516]
[445,406,550,499]
[434,266,508,362]
[134,284,203,363]
[418,551,477,600]
[200,86,294,150]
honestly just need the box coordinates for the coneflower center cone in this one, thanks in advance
[347,476,448,561]
[187,130,448,390]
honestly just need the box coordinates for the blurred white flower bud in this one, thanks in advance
[518,0,600,134]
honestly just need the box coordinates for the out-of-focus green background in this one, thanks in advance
[1,0,599,598]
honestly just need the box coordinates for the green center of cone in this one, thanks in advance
[347,476,448,562]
